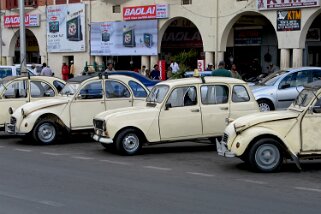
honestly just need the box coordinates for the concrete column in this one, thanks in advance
[6,56,13,66]
[205,52,214,66]
[150,55,159,70]
[1,57,6,65]
[292,48,303,68]
[215,51,224,68]
[95,56,104,65]
[280,49,290,70]
[41,55,47,64]
[141,56,150,70]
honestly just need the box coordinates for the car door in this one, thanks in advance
[70,80,105,129]
[30,80,56,101]
[0,79,28,125]
[301,97,321,152]
[159,86,202,140]
[105,80,133,110]
[200,84,230,136]
[276,71,308,109]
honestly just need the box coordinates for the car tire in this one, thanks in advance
[115,129,142,155]
[258,99,274,112]
[248,138,283,172]
[32,119,58,145]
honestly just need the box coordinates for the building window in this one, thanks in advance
[113,5,121,13]
[181,0,192,5]
[69,0,81,3]
[5,0,38,9]
[55,0,67,4]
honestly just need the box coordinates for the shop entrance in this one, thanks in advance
[305,14,321,67]
[103,56,141,71]
[14,29,40,64]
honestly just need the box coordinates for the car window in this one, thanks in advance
[53,80,65,92]
[31,81,55,98]
[147,85,169,103]
[105,80,130,98]
[232,85,250,102]
[167,86,197,107]
[0,68,13,79]
[128,80,148,98]
[201,85,228,105]
[3,80,28,98]
[313,97,321,113]
[279,73,296,89]
[79,81,103,99]
[312,70,321,82]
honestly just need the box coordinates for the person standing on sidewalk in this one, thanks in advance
[212,61,232,77]
[61,63,69,81]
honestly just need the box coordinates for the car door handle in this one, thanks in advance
[129,100,132,102]
[220,107,228,110]
[191,109,200,112]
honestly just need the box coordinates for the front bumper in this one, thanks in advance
[92,134,113,144]
[216,139,235,158]
[5,123,16,134]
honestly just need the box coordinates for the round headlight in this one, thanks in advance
[8,107,13,115]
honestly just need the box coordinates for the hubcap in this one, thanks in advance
[37,123,56,144]
[122,134,139,153]
[259,102,271,112]
[255,144,280,170]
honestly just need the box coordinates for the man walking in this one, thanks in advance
[170,60,180,74]
[40,63,53,76]
[212,61,232,77]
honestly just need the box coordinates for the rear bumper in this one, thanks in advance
[216,139,235,158]
[92,134,113,144]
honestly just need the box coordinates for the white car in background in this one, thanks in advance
[0,66,38,79]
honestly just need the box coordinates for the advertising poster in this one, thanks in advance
[47,3,86,52]
[4,14,40,28]
[197,60,205,72]
[277,10,301,31]
[123,4,169,21]
[91,20,158,56]
[257,0,319,10]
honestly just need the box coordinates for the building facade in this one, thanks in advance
[0,0,320,78]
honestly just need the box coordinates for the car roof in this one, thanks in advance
[67,73,146,84]
[1,75,65,84]
[157,76,246,87]
[286,67,321,72]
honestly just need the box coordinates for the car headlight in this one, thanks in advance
[8,107,13,115]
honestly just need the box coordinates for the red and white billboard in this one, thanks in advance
[123,4,168,21]
[4,14,40,28]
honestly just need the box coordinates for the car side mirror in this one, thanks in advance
[165,103,172,110]
[312,105,321,114]
[280,83,290,89]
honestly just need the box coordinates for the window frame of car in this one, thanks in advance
[3,79,28,99]
[30,80,56,98]
[232,85,250,103]
[105,79,131,99]
[200,84,230,105]
[76,79,104,100]
[165,85,198,108]
[128,80,148,98]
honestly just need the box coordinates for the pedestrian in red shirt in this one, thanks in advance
[62,63,69,81]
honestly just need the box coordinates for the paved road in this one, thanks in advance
[1,134,321,214]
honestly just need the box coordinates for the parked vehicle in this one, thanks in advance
[92,77,259,155]
[251,67,321,111]
[6,74,149,144]
[217,81,321,172]
[15,64,43,75]
[0,76,65,131]
[184,71,212,78]
[0,66,37,79]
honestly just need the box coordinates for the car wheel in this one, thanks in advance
[32,120,58,145]
[115,129,142,155]
[248,138,283,172]
[258,99,274,112]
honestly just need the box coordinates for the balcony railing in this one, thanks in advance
[6,0,38,10]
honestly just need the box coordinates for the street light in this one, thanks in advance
[19,0,27,75]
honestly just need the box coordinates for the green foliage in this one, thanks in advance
[170,49,198,79]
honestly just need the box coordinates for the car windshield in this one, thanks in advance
[293,89,316,107]
[146,85,169,103]
[259,70,288,86]
[60,83,80,95]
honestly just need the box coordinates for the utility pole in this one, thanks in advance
[19,0,27,74]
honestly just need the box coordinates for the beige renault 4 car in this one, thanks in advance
[0,76,65,131]
[6,74,149,144]
[217,81,321,172]
[92,77,259,155]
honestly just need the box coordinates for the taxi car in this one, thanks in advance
[6,74,149,144]
[217,81,321,172]
[0,76,65,131]
[92,77,259,155]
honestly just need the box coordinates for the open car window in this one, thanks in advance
[3,80,28,99]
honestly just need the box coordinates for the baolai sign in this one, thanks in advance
[123,4,168,21]
[257,0,320,10]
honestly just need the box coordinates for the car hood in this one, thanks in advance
[18,98,70,116]
[95,106,159,121]
[233,110,300,133]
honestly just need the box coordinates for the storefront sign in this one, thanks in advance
[197,60,205,72]
[91,20,158,56]
[277,10,301,31]
[4,14,40,28]
[123,4,168,20]
[234,28,262,46]
[47,3,86,52]
[258,0,320,10]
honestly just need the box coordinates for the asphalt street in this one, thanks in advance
[1,133,321,214]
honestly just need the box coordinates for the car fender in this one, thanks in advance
[255,94,277,107]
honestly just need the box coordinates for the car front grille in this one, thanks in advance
[94,119,104,131]
[222,133,228,143]
[10,116,17,125]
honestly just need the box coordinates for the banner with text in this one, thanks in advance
[257,0,319,10]
[277,10,301,31]
[90,20,158,56]
[47,3,86,52]
[123,4,168,20]
[4,14,40,28]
